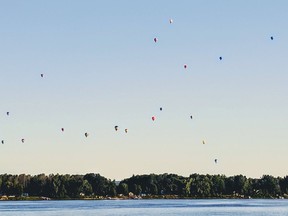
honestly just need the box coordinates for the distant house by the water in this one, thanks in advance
[0,195,8,200]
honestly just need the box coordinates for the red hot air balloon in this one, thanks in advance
[152,116,155,121]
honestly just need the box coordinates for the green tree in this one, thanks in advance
[279,176,288,195]
[234,175,248,195]
[84,173,114,196]
[117,183,129,195]
[190,175,211,197]
[66,175,83,198]
[80,179,93,196]
[210,175,225,197]
[150,183,158,195]
[260,175,280,197]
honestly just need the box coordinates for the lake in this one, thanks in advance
[0,199,287,215]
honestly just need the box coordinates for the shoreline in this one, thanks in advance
[1,194,286,201]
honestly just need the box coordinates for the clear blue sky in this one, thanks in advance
[1,0,288,180]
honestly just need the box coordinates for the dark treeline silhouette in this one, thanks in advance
[0,173,288,199]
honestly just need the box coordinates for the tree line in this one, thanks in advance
[0,173,288,199]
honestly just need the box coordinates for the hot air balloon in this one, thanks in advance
[41,74,44,78]
[270,36,274,40]
[219,56,222,60]
[115,126,119,131]
[202,140,205,144]
[169,19,173,24]
[21,139,25,143]
[152,116,155,121]
[125,129,128,133]
[154,37,158,43]
[160,107,162,111]
[1,140,4,144]
[6,112,9,116]
[184,64,187,69]
[85,133,89,137]
[214,159,218,164]
[61,128,64,132]
[190,115,193,119]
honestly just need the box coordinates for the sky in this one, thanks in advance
[1,0,288,180]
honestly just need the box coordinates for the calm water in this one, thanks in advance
[0,199,287,216]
